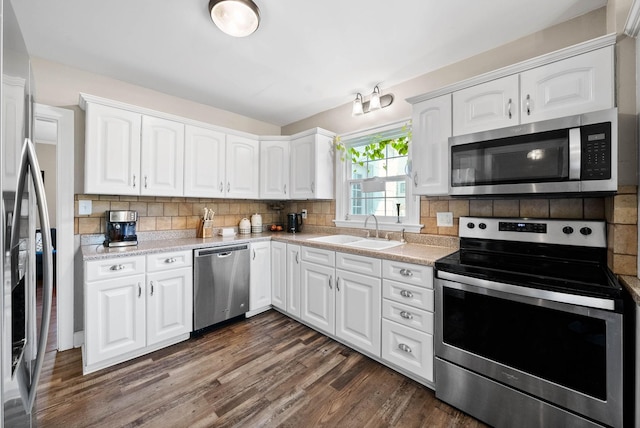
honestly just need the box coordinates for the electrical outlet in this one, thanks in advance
[78,200,92,215]
[301,209,307,219]
[436,212,453,227]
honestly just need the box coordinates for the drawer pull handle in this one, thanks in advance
[138,283,142,298]
[400,311,413,320]
[336,277,340,292]
[295,251,299,264]
[399,268,413,277]
[329,275,333,289]
[110,264,125,271]
[150,281,154,296]
[165,257,176,264]
[398,343,412,353]
[400,290,413,298]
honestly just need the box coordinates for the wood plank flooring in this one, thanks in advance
[35,310,487,428]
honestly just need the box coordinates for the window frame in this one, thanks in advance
[334,119,422,233]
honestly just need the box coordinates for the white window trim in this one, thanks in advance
[334,119,423,233]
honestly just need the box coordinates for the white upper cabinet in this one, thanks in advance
[184,125,226,198]
[84,103,142,195]
[410,94,452,196]
[520,47,614,123]
[453,75,519,136]
[140,116,184,196]
[290,129,335,200]
[226,135,259,199]
[260,138,290,199]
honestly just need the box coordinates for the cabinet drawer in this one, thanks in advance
[383,279,434,312]
[146,250,192,273]
[382,260,432,289]
[85,256,146,282]
[382,299,433,334]
[336,252,381,276]
[381,319,433,382]
[301,246,335,267]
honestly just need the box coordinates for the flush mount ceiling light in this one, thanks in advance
[352,85,394,116]
[209,0,260,37]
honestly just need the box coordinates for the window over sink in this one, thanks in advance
[334,120,422,233]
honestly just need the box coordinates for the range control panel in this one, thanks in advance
[460,217,606,248]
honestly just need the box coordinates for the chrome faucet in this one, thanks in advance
[364,214,379,239]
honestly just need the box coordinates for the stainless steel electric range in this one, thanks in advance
[435,217,626,428]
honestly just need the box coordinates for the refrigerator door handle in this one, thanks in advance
[12,138,54,414]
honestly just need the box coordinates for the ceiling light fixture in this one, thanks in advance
[209,0,260,37]
[351,85,394,116]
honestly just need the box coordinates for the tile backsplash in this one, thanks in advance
[75,186,638,276]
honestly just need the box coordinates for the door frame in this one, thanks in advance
[34,103,74,351]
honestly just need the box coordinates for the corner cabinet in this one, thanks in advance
[290,128,335,199]
[83,251,192,374]
[410,94,452,196]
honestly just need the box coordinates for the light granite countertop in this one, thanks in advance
[81,231,457,266]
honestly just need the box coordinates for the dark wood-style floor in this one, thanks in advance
[35,309,487,427]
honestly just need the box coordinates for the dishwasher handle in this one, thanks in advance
[195,244,248,257]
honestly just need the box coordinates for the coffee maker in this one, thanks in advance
[286,212,303,233]
[104,210,138,247]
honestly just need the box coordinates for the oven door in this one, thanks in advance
[435,274,623,428]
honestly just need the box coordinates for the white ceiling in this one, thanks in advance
[12,0,607,127]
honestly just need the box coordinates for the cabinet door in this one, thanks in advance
[382,319,433,382]
[453,75,519,135]
[140,116,184,196]
[250,241,272,310]
[520,47,614,124]
[84,103,141,195]
[410,94,451,195]
[226,135,259,198]
[286,244,301,317]
[184,125,226,197]
[300,261,335,335]
[85,274,146,365]
[260,140,290,199]
[335,269,381,357]
[289,135,315,199]
[271,241,287,310]
[146,267,193,346]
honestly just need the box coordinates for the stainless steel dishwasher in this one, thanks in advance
[193,244,250,331]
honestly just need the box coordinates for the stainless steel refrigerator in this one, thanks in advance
[1,0,54,426]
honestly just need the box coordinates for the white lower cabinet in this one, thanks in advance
[286,244,301,317]
[249,241,272,313]
[380,260,434,383]
[83,251,192,374]
[300,259,335,335]
[270,241,287,310]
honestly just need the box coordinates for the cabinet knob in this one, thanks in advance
[138,283,142,298]
[295,251,299,264]
[398,343,412,353]
[399,268,413,277]
[400,289,413,299]
[336,277,340,292]
[400,311,413,320]
[328,275,333,289]
[150,281,154,296]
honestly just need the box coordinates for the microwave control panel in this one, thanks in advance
[581,122,611,180]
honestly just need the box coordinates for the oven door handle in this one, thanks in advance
[437,271,615,311]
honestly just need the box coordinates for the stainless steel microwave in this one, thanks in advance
[449,108,617,196]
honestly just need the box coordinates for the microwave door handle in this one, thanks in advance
[13,138,54,414]
[569,128,581,180]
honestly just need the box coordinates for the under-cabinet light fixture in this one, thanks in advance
[209,0,260,37]
[352,85,393,116]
